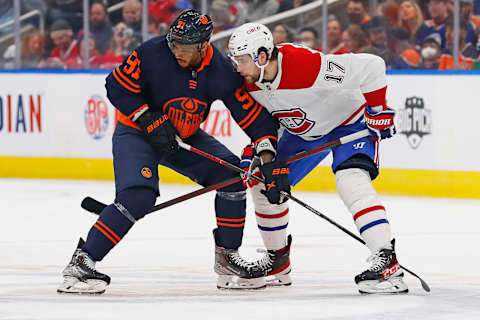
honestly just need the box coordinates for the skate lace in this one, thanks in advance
[255,249,273,270]
[366,251,388,272]
[228,251,253,269]
[78,252,96,272]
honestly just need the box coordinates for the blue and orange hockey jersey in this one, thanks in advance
[105,36,278,147]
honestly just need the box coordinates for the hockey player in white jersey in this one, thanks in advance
[228,23,407,294]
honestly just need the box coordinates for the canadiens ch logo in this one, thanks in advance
[272,108,315,135]
[141,167,152,179]
[396,97,432,149]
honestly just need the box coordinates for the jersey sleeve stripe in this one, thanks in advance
[236,103,260,127]
[115,67,141,89]
[112,68,141,93]
[339,102,367,126]
[240,103,263,130]
[127,104,149,121]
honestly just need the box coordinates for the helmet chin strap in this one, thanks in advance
[254,57,270,83]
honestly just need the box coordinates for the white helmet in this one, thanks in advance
[229,23,274,59]
[228,23,274,82]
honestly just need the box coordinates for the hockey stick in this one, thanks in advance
[81,129,370,215]
[80,176,242,215]
[177,134,431,293]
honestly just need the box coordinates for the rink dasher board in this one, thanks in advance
[0,71,479,199]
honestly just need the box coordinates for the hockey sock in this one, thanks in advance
[251,183,289,250]
[335,168,391,252]
[214,189,247,249]
[82,187,156,261]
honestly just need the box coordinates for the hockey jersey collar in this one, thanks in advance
[195,44,213,72]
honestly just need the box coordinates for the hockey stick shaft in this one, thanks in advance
[82,130,370,215]
[286,193,430,292]
[178,135,430,292]
[81,176,242,215]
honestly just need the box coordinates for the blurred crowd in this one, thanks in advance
[1,0,480,70]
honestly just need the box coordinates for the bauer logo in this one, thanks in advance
[85,94,109,140]
[395,96,432,149]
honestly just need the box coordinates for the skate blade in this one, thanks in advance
[358,277,409,294]
[217,275,267,290]
[57,277,108,295]
[266,274,292,286]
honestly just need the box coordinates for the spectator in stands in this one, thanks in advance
[247,0,279,22]
[65,33,103,69]
[376,1,399,28]
[326,16,347,54]
[148,0,176,26]
[460,0,480,28]
[211,0,236,33]
[147,14,165,40]
[171,1,195,22]
[45,0,83,33]
[1,29,47,69]
[278,0,313,12]
[272,24,294,44]
[123,0,142,34]
[398,0,424,44]
[342,24,370,53]
[347,0,372,29]
[364,16,389,62]
[82,2,114,55]
[417,33,442,69]
[439,18,478,69]
[297,26,321,51]
[102,22,133,69]
[417,0,449,49]
[475,0,480,15]
[387,27,421,69]
[445,0,477,43]
[21,29,48,68]
[45,19,80,68]
[227,0,249,25]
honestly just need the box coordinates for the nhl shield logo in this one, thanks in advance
[396,97,432,149]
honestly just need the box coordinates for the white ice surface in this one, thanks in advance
[1,179,479,320]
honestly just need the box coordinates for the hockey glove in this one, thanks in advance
[240,144,262,188]
[136,111,180,153]
[364,106,396,141]
[259,161,291,204]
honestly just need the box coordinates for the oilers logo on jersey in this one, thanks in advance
[272,108,315,135]
[163,97,208,139]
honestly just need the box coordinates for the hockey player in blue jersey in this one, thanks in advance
[57,10,281,294]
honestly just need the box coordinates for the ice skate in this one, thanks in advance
[213,229,266,289]
[255,235,293,286]
[355,239,408,294]
[57,238,111,294]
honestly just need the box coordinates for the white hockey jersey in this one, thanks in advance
[245,44,388,140]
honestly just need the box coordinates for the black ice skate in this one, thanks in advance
[57,238,111,294]
[255,235,293,286]
[213,229,266,289]
[354,239,408,294]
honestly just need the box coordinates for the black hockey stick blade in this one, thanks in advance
[81,196,107,214]
[400,265,431,292]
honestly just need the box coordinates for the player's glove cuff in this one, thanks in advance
[254,137,277,157]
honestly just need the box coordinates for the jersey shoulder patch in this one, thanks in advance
[277,44,322,90]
